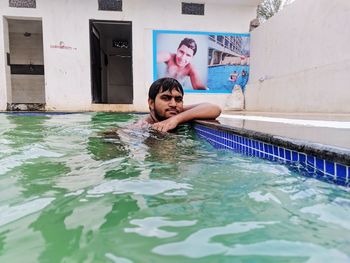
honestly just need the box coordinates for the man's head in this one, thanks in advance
[175,38,197,68]
[148,78,184,121]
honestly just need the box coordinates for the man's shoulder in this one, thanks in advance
[186,63,197,75]
[166,53,177,65]
[131,115,154,128]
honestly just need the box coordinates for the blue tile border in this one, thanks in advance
[194,123,349,187]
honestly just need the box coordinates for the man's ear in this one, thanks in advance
[148,98,155,111]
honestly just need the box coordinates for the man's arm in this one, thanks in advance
[151,103,221,132]
[157,52,171,63]
[189,67,208,90]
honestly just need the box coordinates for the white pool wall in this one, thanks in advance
[245,0,350,113]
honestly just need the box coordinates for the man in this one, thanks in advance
[237,70,249,92]
[157,38,207,90]
[229,71,238,82]
[138,77,221,132]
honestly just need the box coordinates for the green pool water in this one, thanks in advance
[0,112,349,263]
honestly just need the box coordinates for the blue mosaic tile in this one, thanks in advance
[292,151,298,162]
[325,161,335,176]
[267,144,272,155]
[263,145,268,158]
[315,167,326,178]
[336,164,346,181]
[307,155,315,166]
[279,147,285,159]
[316,158,324,172]
[267,146,274,160]
[299,153,306,164]
[285,150,291,161]
[306,155,316,173]
[259,142,264,151]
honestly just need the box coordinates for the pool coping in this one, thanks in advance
[194,120,350,166]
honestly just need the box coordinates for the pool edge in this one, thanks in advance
[194,120,350,187]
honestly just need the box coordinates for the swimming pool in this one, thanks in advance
[0,113,349,262]
[208,65,249,92]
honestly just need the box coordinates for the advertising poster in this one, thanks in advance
[153,30,250,93]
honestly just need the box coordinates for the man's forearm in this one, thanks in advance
[175,103,221,124]
[151,103,221,133]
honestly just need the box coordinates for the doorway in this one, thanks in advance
[6,18,45,110]
[90,20,133,104]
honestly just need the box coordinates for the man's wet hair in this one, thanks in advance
[148,77,184,101]
[178,38,197,56]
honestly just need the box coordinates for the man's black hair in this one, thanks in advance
[178,38,197,56]
[148,77,184,100]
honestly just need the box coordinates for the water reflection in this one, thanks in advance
[17,162,69,198]
[0,230,6,256]
[4,114,49,149]
[30,198,83,263]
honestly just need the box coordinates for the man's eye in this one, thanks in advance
[175,97,183,102]
[161,96,171,101]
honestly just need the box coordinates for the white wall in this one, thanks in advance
[0,0,258,111]
[0,17,11,109]
[245,0,350,113]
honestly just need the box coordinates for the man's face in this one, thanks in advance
[175,45,194,68]
[149,88,184,121]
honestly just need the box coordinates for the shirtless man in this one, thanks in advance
[138,77,221,132]
[157,38,207,90]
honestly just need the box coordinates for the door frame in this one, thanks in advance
[89,19,133,104]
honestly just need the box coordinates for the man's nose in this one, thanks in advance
[169,98,177,106]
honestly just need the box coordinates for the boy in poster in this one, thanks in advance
[157,38,207,90]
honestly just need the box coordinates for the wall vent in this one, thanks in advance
[98,0,122,11]
[182,2,204,15]
[9,0,36,8]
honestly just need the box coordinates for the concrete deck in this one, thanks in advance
[220,111,350,150]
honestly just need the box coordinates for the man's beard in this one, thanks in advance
[152,105,167,122]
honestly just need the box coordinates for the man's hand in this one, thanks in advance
[151,116,180,132]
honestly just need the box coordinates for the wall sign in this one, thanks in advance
[50,41,77,51]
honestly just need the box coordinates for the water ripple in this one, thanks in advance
[153,221,277,257]
[125,217,197,238]
[87,179,193,196]
[0,197,54,227]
